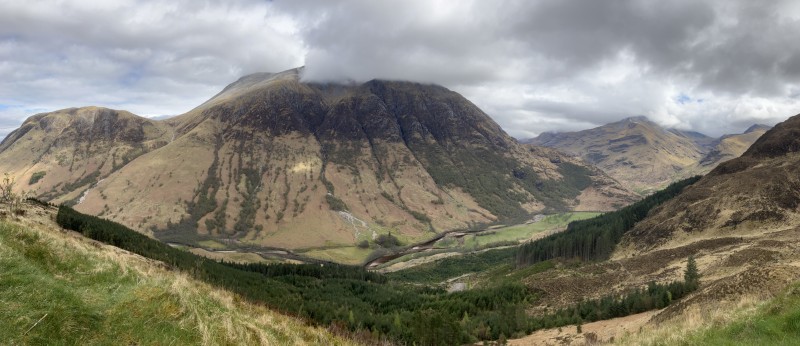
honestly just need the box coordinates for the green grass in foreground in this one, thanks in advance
[675,283,800,345]
[0,219,345,345]
[0,221,199,344]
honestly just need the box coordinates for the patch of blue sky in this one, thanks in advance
[23,107,48,115]
[673,93,706,105]
[675,93,691,105]
[0,103,26,111]
[121,66,144,87]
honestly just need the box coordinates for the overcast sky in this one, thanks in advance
[1,0,799,140]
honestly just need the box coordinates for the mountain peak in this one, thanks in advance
[620,115,652,123]
[745,124,771,134]
[197,68,304,110]
[0,106,169,156]
[741,114,800,159]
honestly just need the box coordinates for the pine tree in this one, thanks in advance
[684,256,700,290]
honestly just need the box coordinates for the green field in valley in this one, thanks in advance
[299,211,602,266]
[459,212,602,250]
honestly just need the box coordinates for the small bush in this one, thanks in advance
[380,191,395,203]
[325,195,349,211]
[409,210,431,223]
[375,234,401,248]
[28,171,46,185]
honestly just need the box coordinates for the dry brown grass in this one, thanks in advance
[615,295,764,345]
[509,310,659,346]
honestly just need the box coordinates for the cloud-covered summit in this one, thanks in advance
[1,0,798,139]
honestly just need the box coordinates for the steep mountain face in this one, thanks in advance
[669,129,716,149]
[528,117,768,194]
[0,69,636,252]
[0,107,173,202]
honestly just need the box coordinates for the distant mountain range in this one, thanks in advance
[525,116,770,194]
[0,68,636,253]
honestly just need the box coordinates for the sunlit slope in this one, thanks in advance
[0,107,173,204]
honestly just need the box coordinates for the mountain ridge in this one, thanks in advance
[621,113,800,250]
[526,116,770,193]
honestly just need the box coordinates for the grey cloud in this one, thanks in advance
[683,2,800,97]
[276,0,799,138]
[0,0,798,142]
[279,1,516,84]
[503,0,715,75]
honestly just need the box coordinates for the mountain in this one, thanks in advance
[697,123,771,167]
[527,116,706,194]
[609,113,800,327]
[669,128,716,149]
[0,68,636,256]
[527,116,769,194]
[624,115,800,250]
[0,107,173,201]
[498,114,797,343]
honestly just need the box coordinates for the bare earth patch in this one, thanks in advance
[509,310,658,345]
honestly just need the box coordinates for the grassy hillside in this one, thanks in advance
[0,206,353,345]
[679,285,800,345]
[619,281,800,346]
[52,202,542,344]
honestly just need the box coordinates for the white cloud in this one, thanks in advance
[0,0,304,127]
